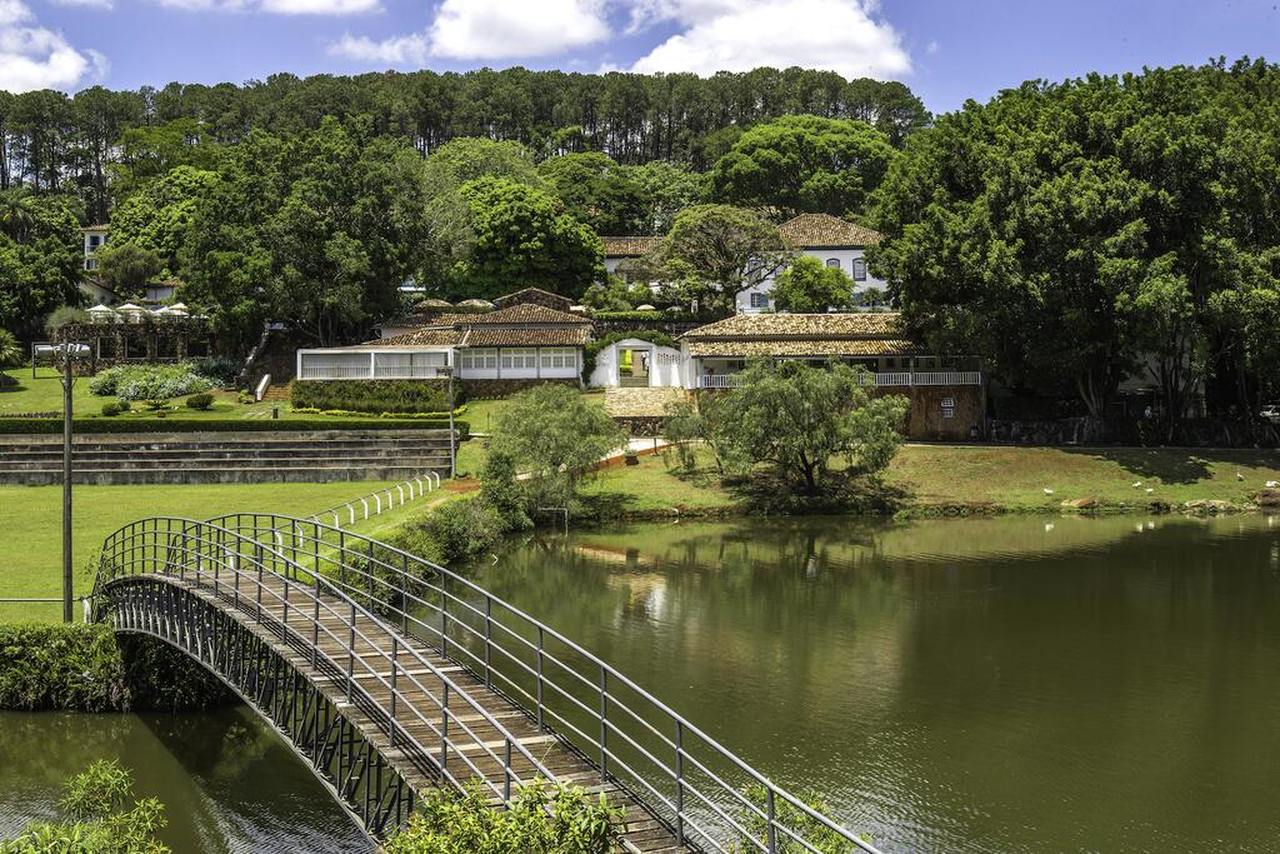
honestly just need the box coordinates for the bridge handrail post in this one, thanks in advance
[598,664,608,779]
[312,572,320,670]
[255,545,264,620]
[440,683,449,771]
[347,600,356,703]
[389,636,398,747]
[535,626,545,730]
[484,597,492,689]
[767,787,777,853]
[675,719,685,845]
[503,737,512,801]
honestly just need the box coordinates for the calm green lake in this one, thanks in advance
[465,513,1280,853]
[0,705,370,853]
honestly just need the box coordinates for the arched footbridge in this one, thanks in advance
[91,514,881,854]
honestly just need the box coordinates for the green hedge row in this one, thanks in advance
[0,417,469,436]
[0,624,231,712]
[291,379,464,414]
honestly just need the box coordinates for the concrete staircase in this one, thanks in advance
[260,382,291,403]
[0,429,455,485]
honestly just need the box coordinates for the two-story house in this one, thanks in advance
[737,213,888,313]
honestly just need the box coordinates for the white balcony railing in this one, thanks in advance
[697,371,982,389]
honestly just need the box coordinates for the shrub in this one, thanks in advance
[185,392,213,410]
[0,373,18,391]
[480,451,532,530]
[187,356,241,386]
[291,379,461,414]
[2,760,170,853]
[117,398,131,412]
[0,329,21,368]
[101,401,122,417]
[88,363,213,402]
[0,624,230,713]
[385,780,620,854]
[421,497,508,565]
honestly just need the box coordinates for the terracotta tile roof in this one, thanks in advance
[684,311,903,339]
[601,236,662,257]
[778,213,882,248]
[686,338,919,357]
[361,302,591,349]
[493,287,574,312]
[359,329,463,348]
[463,326,590,347]
[682,311,917,358]
[459,303,589,326]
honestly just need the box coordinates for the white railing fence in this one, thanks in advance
[306,472,443,529]
[698,370,982,389]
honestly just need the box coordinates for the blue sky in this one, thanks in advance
[3,0,1279,113]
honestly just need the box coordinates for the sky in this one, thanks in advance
[3,0,1280,114]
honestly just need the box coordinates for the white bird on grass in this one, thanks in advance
[1145,488,1155,494]
[1132,481,1143,488]
[1237,472,1246,482]
[1043,487,1055,496]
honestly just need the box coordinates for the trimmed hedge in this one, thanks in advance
[0,417,469,436]
[291,379,463,414]
[0,623,231,712]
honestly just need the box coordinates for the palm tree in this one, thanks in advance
[0,329,21,368]
[0,190,38,243]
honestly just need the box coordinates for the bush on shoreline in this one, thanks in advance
[0,624,232,713]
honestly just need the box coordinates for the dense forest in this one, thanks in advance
[4,58,1280,417]
[0,67,929,223]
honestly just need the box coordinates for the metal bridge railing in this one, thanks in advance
[94,517,561,808]
[207,512,881,854]
[306,473,443,530]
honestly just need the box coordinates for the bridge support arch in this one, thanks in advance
[101,575,417,841]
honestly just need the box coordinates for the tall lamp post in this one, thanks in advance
[56,332,79,623]
[441,364,456,479]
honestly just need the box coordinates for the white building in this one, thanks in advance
[298,303,592,392]
[737,213,887,314]
[81,224,109,272]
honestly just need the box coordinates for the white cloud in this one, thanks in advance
[630,0,912,79]
[330,31,427,64]
[428,0,608,59]
[331,0,610,64]
[50,0,115,10]
[153,0,379,14]
[0,0,104,91]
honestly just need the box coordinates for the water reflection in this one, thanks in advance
[470,514,1280,853]
[0,706,370,853]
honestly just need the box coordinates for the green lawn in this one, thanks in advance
[885,444,1280,511]
[0,480,415,623]
[0,367,461,423]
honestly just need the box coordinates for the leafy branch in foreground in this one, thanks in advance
[2,760,169,854]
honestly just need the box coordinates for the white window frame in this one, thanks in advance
[539,348,576,369]
[749,292,770,309]
[500,348,538,370]
[852,258,868,281]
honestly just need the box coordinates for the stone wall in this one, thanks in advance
[461,378,581,399]
[872,384,985,441]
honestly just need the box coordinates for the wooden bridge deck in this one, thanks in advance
[160,570,688,854]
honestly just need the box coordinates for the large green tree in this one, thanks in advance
[654,204,789,312]
[771,256,855,312]
[0,190,82,339]
[704,360,908,493]
[435,176,603,301]
[710,115,896,218]
[183,118,428,348]
[538,152,650,235]
[110,165,220,276]
[872,60,1280,418]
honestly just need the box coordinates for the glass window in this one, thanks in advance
[852,259,867,281]
[540,348,575,369]
[825,258,840,269]
[749,292,770,308]
[501,348,537,370]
